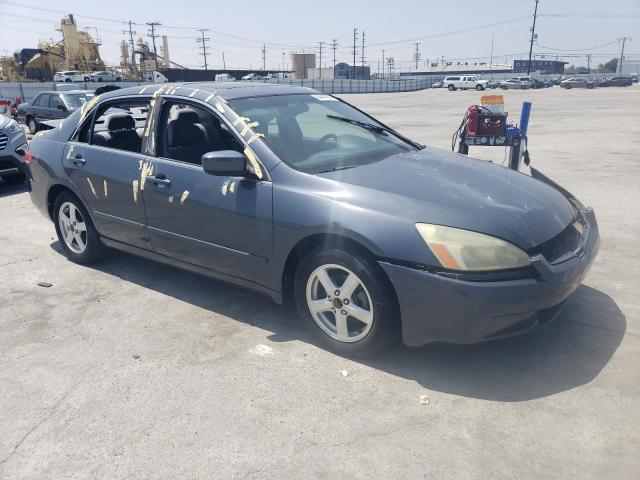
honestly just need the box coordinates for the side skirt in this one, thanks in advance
[100,236,283,304]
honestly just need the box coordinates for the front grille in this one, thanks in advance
[0,132,7,151]
[529,213,586,264]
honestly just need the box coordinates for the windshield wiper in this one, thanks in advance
[316,164,358,173]
[326,115,390,135]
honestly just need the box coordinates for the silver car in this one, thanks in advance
[560,78,595,89]
[90,71,122,83]
[0,115,28,184]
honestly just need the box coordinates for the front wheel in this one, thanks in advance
[53,191,107,264]
[476,84,485,91]
[64,78,71,83]
[448,84,456,91]
[294,247,398,355]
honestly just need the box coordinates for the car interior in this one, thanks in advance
[159,102,243,165]
[88,101,150,153]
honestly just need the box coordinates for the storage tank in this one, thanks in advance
[291,53,316,79]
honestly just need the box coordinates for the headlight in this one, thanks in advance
[416,224,531,271]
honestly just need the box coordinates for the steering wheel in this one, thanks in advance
[318,133,338,145]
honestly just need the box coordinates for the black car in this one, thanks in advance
[25,83,599,354]
[18,90,94,134]
[598,76,633,87]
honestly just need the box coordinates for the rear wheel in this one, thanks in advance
[53,192,107,264]
[64,78,71,83]
[448,84,456,91]
[294,247,398,355]
[476,84,485,91]
[26,116,38,134]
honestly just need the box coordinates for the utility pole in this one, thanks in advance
[282,51,286,72]
[146,21,161,71]
[413,42,421,70]
[586,54,591,77]
[222,51,226,69]
[489,35,494,79]
[331,39,338,72]
[527,0,539,75]
[123,20,138,76]
[317,41,325,79]
[381,49,385,79]
[352,28,358,79]
[618,37,631,73]
[361,30,366,72]
[196,29,210,70]
[261,44,266,71]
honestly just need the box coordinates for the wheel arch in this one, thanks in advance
[47,183,90,222]
[280,232,398,308]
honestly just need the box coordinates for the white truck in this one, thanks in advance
[142,71,169,83]
[443,75,488,91]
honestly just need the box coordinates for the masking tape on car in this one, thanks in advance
[86,178,97,198]
[139,162,153,191]
[244,147,263,180]
[241,122,259,137]
[188,89,200,98]
[215,102,225,113]
[233,117,250,126]
[139,85,151,94]
[205,93,216,102]
[132,180,139,203]
[180,190,190,204]
[247,133,265,144]
[103,180,108,197]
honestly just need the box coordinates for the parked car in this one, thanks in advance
[242,73,264,81]
[25,83,599,354]
[500,79,527,90]
[90,71,122,82]
[17,90,94,134]
[54,71,91,83]
[560,78,595,89]
[486,79,502,89]
[598,76,632,87]
[431,81,443,88]
[443,75,488,91]
[215,73,236,82]
[0,115,28,184]
[531,79,552,89]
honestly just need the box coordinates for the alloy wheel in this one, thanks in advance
[305,264,374,343]
[28,118,37,134]
[58,201,88,254]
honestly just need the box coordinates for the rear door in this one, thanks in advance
[63,96,152,248]
[32,94,50,121]
[49,94,67,120]
[141,97,273,286]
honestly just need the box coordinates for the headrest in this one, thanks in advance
[170,108,200,124]
[105,113,135,131]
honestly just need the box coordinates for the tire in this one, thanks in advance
[565,85,572,89]
[476,84,485,91]
[115,77,122,82]
[64,78,71,82]
[26,116,38,134]
[587,84,594,89]
[97,78,103,82]
[294,247,399,355]
[447,84,456,91]
[1,173,26,185]
[501,85,508,90]
[520,85,527,90]
[53,191,107,265]
[84,77,90,82]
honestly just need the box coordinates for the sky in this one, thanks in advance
[1,0,638,72]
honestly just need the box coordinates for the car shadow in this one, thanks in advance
[52,242,626,402]
[0,181,27,197]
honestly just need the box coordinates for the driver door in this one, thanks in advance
[141,98,274,287]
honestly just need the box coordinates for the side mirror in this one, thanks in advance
[57,104,67,111]
[201,150,248,176]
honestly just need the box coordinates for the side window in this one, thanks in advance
[34,94,49,107]
[49,95,64,109]
[158,101,243,165]
[76,98,150,153]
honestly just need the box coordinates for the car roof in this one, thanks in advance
[99,82,319,102]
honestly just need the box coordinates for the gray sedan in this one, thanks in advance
[18,91,94,134]
[560,78,596,89]
[25,83,599,354]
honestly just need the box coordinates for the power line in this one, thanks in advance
[527,0,540,75]
[535,39,620,52]
[196,29,211,70]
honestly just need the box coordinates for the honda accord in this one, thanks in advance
[25,83,599,354]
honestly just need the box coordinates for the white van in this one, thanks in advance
[443,75,488,91]
[215,73,236,82]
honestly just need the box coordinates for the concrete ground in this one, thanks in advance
[1,85,638,479]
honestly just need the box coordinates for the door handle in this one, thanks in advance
[72,154,86,166]
[147,174,171,187]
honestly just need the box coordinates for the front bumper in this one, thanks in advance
[0,128,28,177]
[380,208,600,346]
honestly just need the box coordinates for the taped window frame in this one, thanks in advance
[151,94,271,182]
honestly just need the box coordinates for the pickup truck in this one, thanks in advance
[443,75,488,91]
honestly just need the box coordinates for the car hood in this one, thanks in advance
[317,147,576,249]
[0,115,16,130]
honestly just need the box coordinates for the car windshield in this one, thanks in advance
[62,93,94,109]
[229,94,417,174]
